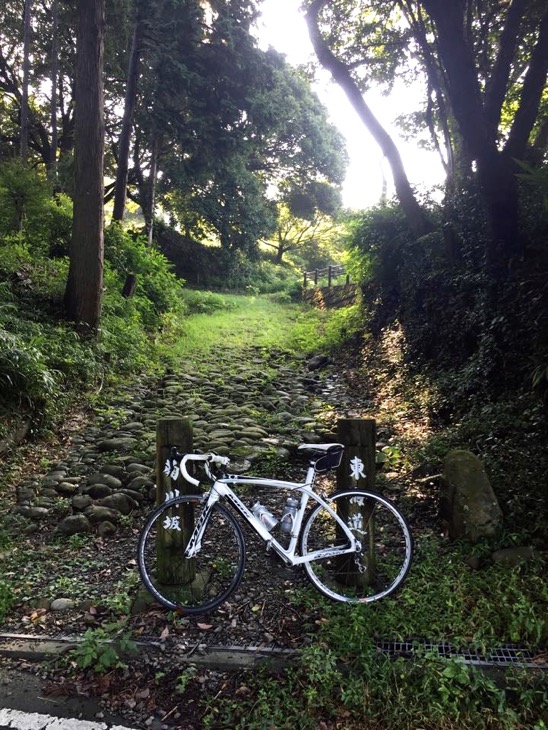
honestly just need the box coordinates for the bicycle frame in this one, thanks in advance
[184,465,361,567]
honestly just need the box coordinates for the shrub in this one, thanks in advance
[104,224,184,325]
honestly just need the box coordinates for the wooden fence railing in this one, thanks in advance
[303,264,349,288]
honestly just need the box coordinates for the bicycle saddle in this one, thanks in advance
[298,443,343,453]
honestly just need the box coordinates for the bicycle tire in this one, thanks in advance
[138,495,246,615]
[300,489,413,603]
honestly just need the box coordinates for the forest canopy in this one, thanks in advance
[0,0,347,254]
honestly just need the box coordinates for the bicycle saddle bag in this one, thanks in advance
[314,445,344,473]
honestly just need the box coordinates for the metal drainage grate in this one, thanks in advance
[376,640,548,669]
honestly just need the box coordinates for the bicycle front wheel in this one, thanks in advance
[300,490,413,603]
[138,496,246,615]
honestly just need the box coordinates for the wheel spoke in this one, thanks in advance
[300,491,412,603]
[138,497,245,614]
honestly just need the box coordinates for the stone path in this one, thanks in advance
[8,346,336,540]
[1,342,350,642]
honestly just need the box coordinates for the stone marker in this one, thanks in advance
[440,449,503,542]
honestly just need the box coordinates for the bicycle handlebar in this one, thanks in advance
[179,452,230,486]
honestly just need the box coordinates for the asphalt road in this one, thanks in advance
[0,667,140,730]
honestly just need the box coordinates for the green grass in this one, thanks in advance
[160,294,360,360]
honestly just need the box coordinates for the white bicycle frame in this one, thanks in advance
[179,454,361,567]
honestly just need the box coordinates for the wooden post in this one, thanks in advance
[336,418,377,585]
[156,416,194,504]
[155,417,194,587]
[346,273,350,285]
[336,418,376,491]
[328,265,332,287]
[314,269,318,286]
[303,271,308,287]
[122,273,137,298]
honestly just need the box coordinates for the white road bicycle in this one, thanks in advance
[137,444,413,615]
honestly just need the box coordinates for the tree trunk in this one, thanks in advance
[20,0,32,163]
[49,0,59,182]
[112,16,143,222]
[64,0,105,332]
[145,133,159,245]
[306,0,431,237]
[420,0,526,270]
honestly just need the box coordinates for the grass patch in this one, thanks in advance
[160,294,359,360]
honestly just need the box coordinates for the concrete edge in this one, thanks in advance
[0,633,299,670]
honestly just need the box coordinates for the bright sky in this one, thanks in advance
[254,0,445,210]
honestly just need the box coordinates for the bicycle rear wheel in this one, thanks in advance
[138,496,246,615]
[300,490,412,603]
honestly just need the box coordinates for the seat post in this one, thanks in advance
[305,461,317,486]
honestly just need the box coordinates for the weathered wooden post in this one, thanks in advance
[155,417,194,586]
[328,265,333,287]
[336,418,376,491]
[314,269,318,286]
[336,418,377,585]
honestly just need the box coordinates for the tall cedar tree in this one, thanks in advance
[64,0,105,331]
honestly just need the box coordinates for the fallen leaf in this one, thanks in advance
[197,623,212,630]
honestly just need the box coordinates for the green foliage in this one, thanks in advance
[0,164,73,258]
[0,162,51,237]
[204,643,546,729]
[0,579,14,624]
[180,290,236,316]
[104,225,184,324]
[68,623,137,674]
[203,538,546,728]
[0,528,15,622]
[0,167,188,431]
[286,302,363,353]
[347,191,548,414]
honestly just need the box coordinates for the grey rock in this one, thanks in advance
[307,355,329,371]
[27,507,50,520]
[72,494,93,511]
[97,521,117,537]
[127,463,150,474]
[56,514,91,535]
[126,475,154,492]
[86,473,123,490]
[56,482,79,496]
[83,484,113,499]
[97,492,137,515]
[84,505,121,524]
[97,437,138,453]
[491,546,534,566]
[119,488,146,503]
[101,464,126,479]
[51,598,76,611]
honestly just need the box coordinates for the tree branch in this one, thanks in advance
[504,6,548,160]
[305,0,430,235]
[484,0,528,138]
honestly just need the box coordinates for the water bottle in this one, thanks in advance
[251,502,278,531]
[280,496,299,534]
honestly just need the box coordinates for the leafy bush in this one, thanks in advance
[180,289,236,315]
[0,190,187,430]
[347,195,548,407]
[104,224,184,325]
[69,623,137,674]
[0,161,51,238]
